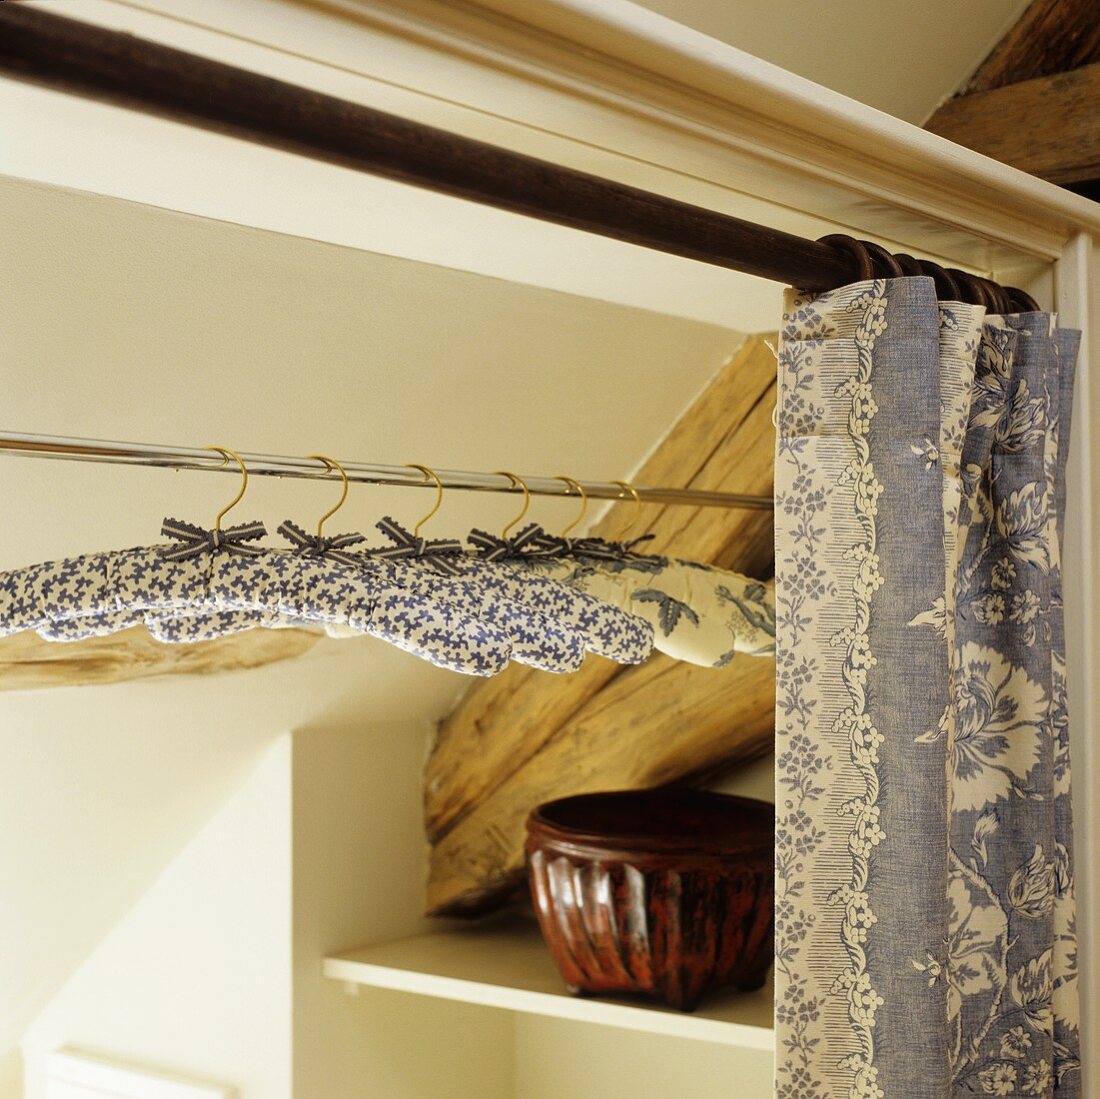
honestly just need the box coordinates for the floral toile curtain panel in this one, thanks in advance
[774,275,1080,1098]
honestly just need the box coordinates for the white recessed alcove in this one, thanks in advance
[3,0,1096,1096]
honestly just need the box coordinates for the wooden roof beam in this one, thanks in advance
[926,61,1100,185]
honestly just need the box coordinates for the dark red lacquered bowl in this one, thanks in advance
[526,789,773,1012]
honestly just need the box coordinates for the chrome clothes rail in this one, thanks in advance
[0,433,774,511]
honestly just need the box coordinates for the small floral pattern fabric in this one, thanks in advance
[774,276,1080,1098]
[510,553,775,666]
[0,515,659,676]
[0,539,511,676]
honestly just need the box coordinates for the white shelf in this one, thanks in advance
[324,915,774,1050]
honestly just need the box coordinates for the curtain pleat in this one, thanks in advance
[774,276,1081,1098]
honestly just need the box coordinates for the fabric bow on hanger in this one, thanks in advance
[0,449,510,677]
[465,477,776,667]
[358,468,654,667]
[173,454,512,676]
[282,515,582,675]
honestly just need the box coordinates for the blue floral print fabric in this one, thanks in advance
[0,534,510,677]
[774,276,1080,1098]
[364,517,653,665]
[507,552,775,667]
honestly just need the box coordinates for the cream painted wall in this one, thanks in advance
[6,0,1030,334]
[290,723,514,1099]
[513,1015,772,1099]
[20,723,517,1099]
[0,174,746,1081]
[633,0,1030,124]
[21,738,295,1099]
[2,0,792,333]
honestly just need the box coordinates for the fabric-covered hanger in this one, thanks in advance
[286,462,585,674]
[1,447,270,642]
[3,448,510,676]
[360,468,654,666]
[478,477,776,667]
[206,453,512,676]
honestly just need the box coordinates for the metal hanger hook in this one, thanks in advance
[494,470,530,538]
[405,463,444,536]
[307,454,349,537]
[554,475,587,537]
[612,479,642,541]
[204,445,249,532]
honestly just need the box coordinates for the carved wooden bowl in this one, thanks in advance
[526,789,774,1012]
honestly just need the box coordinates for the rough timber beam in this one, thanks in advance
[424,334,777,916]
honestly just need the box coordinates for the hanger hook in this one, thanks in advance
[494,470,530,538]
[405,463,444,536]
[554,475,587,537]
[307,454,349,538]
[612,479,642,541]
[205,445,248,532]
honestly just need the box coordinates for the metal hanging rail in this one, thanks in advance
[0,433,774,511]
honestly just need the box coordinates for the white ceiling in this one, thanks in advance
[0,174,743,1065]
[633,0,1030,124]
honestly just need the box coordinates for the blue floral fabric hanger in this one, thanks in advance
[0,456,772,678]
[0,518,511,677]
[363,515,653,665]
[277,518,582,674]
[472,518,776,667]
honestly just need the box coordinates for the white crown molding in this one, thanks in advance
[26,0,1098,267]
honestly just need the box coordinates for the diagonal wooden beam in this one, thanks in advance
[423,335,777,915]
[925,61,1100,184]
[426,649,775,916]
[961,0,1100,95]
[424,335,776,845]
[0,624,320,690]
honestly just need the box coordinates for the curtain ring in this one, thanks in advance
[817,234,875,282]
[1004,286,1041,313]
[951,270,993,309]
[917,260,961,301]
[493,470,530,538]
[892,252,924,277]
[554,475,588,537]
[860,240,904,278]
[985,277,1007,316]
[987,279,1014,315]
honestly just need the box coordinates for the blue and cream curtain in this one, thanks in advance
[774,276,1080,1097]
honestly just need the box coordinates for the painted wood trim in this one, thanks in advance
[0,4,856,292]
[323,917,775,1050]
[418,0,1100,244]
[1056,233,1098,1096]
[45,0,1100,259]
[926,62,1100,184]
[46,1048,232,1098]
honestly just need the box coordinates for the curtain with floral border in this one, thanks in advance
[773,275,1080,1098]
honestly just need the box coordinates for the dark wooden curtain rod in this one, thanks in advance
[0,4,1035,308]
